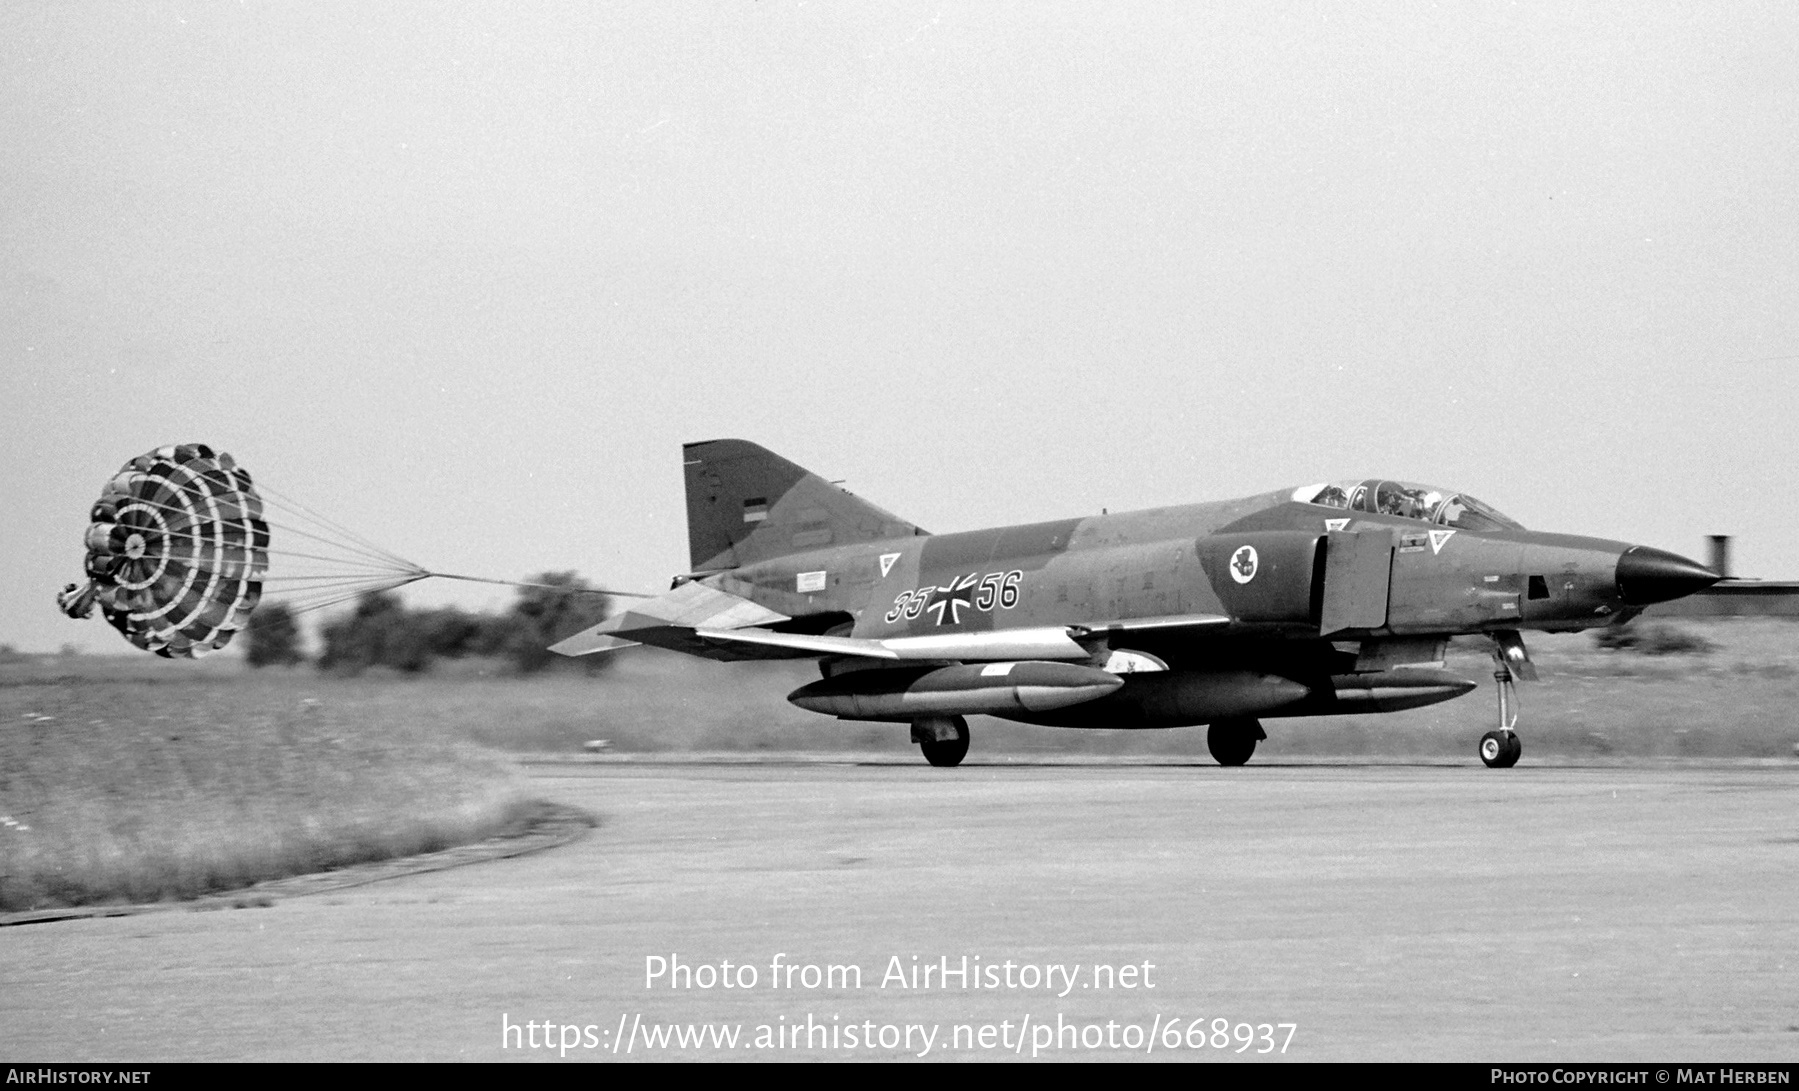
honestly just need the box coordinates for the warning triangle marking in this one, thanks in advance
[1429,529,1456,554]
[879,553,902,578]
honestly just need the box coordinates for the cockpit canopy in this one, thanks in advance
[1290,480,1523,532]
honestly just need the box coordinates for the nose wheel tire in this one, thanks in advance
[1479,730,1522,768]
[912,715,970,768]
[1207,718,1266,767]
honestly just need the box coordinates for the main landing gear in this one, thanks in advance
[1207,718,1266,767]
[1480,631,1535,769]
[912,715,970,767]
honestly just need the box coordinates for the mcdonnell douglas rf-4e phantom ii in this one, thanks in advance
[553,440,1720,768]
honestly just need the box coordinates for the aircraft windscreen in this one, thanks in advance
[1291,480,1522,531]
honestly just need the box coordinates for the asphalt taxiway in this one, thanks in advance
[4,759,1796,1061]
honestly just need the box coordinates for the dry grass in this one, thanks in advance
[0,660,536,912]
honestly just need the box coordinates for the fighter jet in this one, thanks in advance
[554,440,1719,768]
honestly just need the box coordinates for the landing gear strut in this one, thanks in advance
[1207,717,1266,767]
[1480,633,1531,768]
[912,715,969,767]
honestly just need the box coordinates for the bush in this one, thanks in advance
[1592,618,1716,656]
[414,607,487,659]
[312,575,616,675]
[499,571,613,674]
[318,591,434,674]
[245,602,305,667]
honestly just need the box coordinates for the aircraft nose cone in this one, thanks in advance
[1615,546,1721,606]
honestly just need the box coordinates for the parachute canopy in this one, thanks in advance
[59,444,268,658]
[61,444,644,659]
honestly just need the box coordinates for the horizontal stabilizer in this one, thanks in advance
[553,632,643,656]
[550,581,789,657]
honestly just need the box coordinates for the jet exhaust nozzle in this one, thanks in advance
[1615,546,1722,606]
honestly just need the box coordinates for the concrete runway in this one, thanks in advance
[5,758,1798,1062]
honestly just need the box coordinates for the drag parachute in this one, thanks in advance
[59,444,270,658]
[60,444,639,658]
[58,444,444,658]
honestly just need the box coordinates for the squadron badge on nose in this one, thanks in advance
[1230,545,1259,584]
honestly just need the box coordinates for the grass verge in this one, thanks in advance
[0,671,538,912]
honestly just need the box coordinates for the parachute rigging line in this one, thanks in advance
[59,444,646,658]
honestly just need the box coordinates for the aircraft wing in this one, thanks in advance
[692,625,1095,661]
[556,581,1232,663]
[696,612,1229,661]
[1068,613,1233,640]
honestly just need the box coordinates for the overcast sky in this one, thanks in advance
[4,2,1796,652]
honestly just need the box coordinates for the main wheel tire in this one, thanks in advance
[1207,718,1263,767]
[914,715,970,768]
[920,733,969,767]
[1480,730,1521,768]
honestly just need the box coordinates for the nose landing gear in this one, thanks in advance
[1479,727,1522,768]
[1480,631,1534,768]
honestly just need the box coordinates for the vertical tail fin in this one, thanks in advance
[683,439,926,571]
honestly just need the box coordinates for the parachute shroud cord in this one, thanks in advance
[141,471,654,601]
[421,571,651,598]
[70,447,653,646]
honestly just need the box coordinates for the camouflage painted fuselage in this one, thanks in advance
[714,493,1639,638]
[560,440,1717,732]
[698,491,1671,728]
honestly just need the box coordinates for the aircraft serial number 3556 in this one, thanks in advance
[885,570,1024,624]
